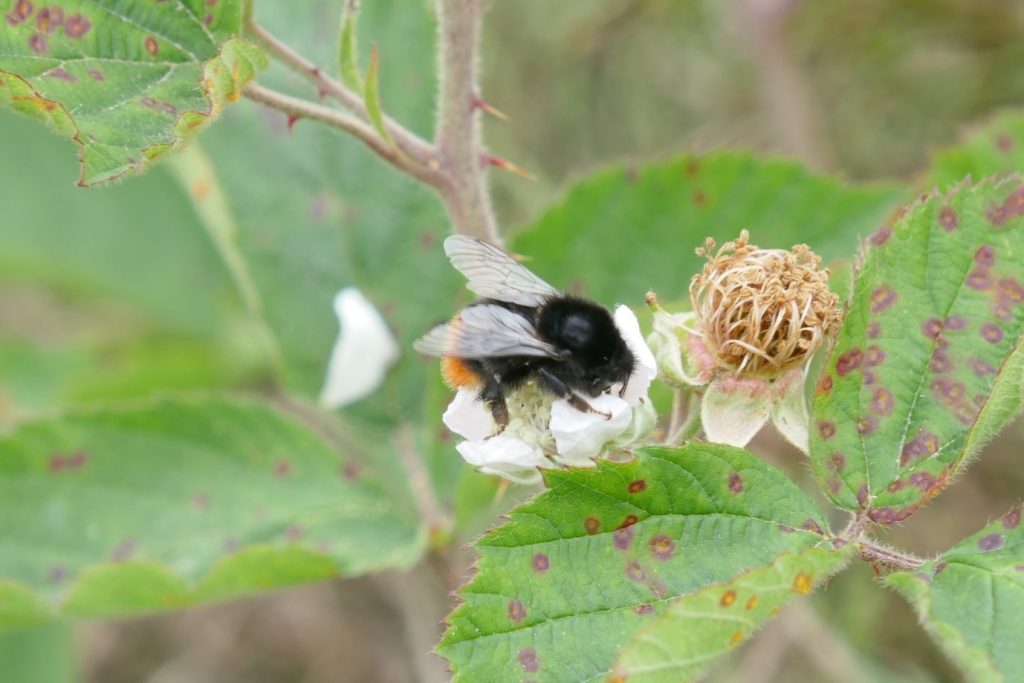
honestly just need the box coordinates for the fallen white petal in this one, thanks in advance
[771,370,810,454]
[443,387,496,441]
[614,305,658,405]
[550,393,631,466]
[319,288,400,408]
[702,377,771,448]
[456,434,548,485]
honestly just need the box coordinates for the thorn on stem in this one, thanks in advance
[287,114,300,132]
[472,94,510,122]
[486,155,537,181]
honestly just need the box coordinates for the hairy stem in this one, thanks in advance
[242,83,443,187]
[245,21,436,165]
[395,424,450,539]
[858,538,927,572]
[434,0,500,243]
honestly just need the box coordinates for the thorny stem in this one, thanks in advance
[242,83,444,187]
[434,0,501,243]
[245,21,436,165]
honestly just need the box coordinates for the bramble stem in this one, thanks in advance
[245,21,436,165]
[242,83,443,187]
[434,0,500,243]
[857,538,927,572]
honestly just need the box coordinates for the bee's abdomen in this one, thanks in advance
[442,357,484,389]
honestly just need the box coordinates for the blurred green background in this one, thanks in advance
[2,0,1023,681]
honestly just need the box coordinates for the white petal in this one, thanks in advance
[550,393,631,466]
[611,395,657,449]
[443,388,496,441]
[319,288,400,408]
[614,305,658,405]
[771,370,810,454]
[456,435,548,485]
[701,377,771,447]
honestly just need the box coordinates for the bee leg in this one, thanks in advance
[480,381,510,432]
[537,368,613,420]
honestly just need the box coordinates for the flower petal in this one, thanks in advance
[614,305,658,404]
[701,376,771,447]
[443,387,496,441]
[550,393,631,466]
[771,369,810,454]
[456,435,548,485]
[319,288,400,408]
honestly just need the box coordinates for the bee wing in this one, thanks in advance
[444,235,559,306]
[413,304,564,359]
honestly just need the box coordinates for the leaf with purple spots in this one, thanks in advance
[926,110,1024,191]
[810,177,1024,520]
[611,546,851,683]
[0,396,425,626]
[438,443,832,682]
[0,0,267,185]
[887,506,1024,683]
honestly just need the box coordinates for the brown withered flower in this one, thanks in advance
[690,230,840,376]
[647,231,841,452]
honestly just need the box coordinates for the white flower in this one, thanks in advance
[319,288,400,408]
[441,305,657,483]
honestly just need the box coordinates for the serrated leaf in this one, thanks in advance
[512,152,902,306]
[363,43,395,151]
[0,0,267,185]
[925,110,1024,191]
[611,546,852,683]
[810,177,1024,522]
[0,396,425,626]
[338,0,361,91]
[438,443,834,682]
[886,506,1024,683]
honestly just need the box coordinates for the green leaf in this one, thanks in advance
[886,505,1024,683]
[0,622,76,683]
[0,0,267,185]
[438,443,834,682]
[363,44,395,152]
[0,396,425,625]
[338,0,361,92]
[611,546,852,683]
[196,1,453,405]
[512,152,902,307]
[925,110,1024,191]
[0,109,240,337]
[810,177,1024,521]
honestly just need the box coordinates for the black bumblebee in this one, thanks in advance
[414,236,636,429]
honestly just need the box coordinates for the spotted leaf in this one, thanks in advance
[810,177,1024,521]
[437,443,834,682]
[925,110,1024,191]
[611,546,851,683]
[0,0,266,185]
[0,396,425,628]
[886,506,1024,683]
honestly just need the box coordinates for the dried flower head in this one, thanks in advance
[690,230,840,377]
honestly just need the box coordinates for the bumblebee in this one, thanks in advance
[415,236,636,429]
